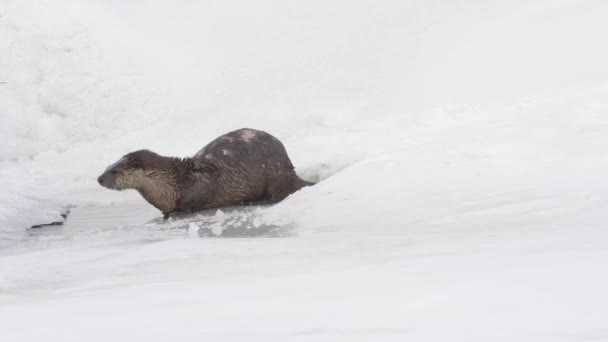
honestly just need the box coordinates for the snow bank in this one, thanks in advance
[1,1,608,340]
[2,0,608,236]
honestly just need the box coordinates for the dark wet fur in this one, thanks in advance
[98,128,313,218]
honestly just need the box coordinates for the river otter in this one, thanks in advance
[97,128,313,218]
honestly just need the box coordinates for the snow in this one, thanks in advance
[187,222,200,238]
[1,0,608,341]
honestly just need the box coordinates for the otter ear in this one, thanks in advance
[125,154,144,169]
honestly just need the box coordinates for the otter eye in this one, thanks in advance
[110,170,118,175]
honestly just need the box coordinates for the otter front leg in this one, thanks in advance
[163,208,186,220]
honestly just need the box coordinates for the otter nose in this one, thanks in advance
[98,176,104,185]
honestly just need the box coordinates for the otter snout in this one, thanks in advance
[97,172,113,189]
[97,170,120,189]
[99,155,131,190]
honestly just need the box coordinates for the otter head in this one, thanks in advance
[98,150,181,215]
[97,150,160,190]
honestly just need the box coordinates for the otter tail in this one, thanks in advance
[291,175,315,192]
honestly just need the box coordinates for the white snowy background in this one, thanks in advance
[1,0,608,341]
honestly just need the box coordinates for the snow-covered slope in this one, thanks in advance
[1,1,608,341]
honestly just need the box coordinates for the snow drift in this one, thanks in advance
[2,0,608,236]
[1,1,608,341]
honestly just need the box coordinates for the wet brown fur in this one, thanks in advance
[98,128,313,218]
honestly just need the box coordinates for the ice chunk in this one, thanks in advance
[188,222,200,238]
